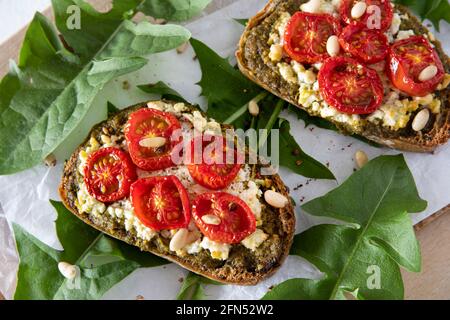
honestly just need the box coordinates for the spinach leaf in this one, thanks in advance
[177,272,222,300]
[107,101,120,116]
[138,81,187,102]
[0,0,211,175]
[13,201,167,300]
[274,118,335,180]
[190,38,262,124]
[263,155,425,300]
[233,18,249,26]
[52,0,211,61]
[140,0,213,22]
[393,0,450,30]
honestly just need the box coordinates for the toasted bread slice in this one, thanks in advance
[59,101,295,285]
[236,0,450,152]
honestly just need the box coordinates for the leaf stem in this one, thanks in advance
[223,91,268,125]
[258,98,284,150]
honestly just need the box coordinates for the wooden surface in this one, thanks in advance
[404,205,450,300]
[0,0,449,301]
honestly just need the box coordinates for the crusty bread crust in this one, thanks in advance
[236,0,450,153]
[59,101,296,285]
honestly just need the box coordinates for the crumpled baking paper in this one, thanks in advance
[0,0,449,300]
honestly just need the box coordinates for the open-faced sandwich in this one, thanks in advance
[59,100,295,285]
[237,0,450,152]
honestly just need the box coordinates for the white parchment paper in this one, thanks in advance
[0,0,449,300]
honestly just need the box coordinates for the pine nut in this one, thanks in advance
[44,153,57,167]
[355,150,368,169]
[418,65,438,82]
[176,42,189,54]
[169,228,189,251]
[351,1,367,19]
[264,190,288,209]
[139,136,167,148]
[300,0,322,13]
[58,262,78,279]
[248,100,260,116]
[412,109,430,132]
[326,35,340,57]
[201,214,221,225]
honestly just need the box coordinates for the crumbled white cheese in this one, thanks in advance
[185,239,202,254]
[77,183,104,215]
[278,62,297,83]
[320,1,337,15]
[276,12,291,38]
[201,237,231,260]
[226,165,263,222]
[241,229,269,251]
[396,30,415,41]
[269,44,284,62]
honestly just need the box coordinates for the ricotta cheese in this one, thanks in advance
[201,237,231,260]
[241,229,269,251]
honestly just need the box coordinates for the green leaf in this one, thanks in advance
[13,201,167,299]
[13,224,63,300]
[53,260,140,300]
[233,18,249,26]
[273,118,335,180]
[0,9,191,175]
[52,0,209,61]
[393,0,450,31]
[190,38,262,123]
[263,155,426,300]
[140,0,212,22]
[177,272,222,300]
[138,81,187,102]
[52,200,99,264]
[107,101,120,116]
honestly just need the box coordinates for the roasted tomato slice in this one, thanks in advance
[387,36,445,97]
[339,23,388,64]
[284,12,341,64]
[130,175,191,231]
[125,108,182,171]
[318,56,384,114]
[192,192,256,244]
[84,147,136,202]
[186,135,242,190]
[340,0,393,32]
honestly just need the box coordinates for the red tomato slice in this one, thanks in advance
[284,12,341,64]
[192,192,256,244]
[387,35,445,97]
[339,23,389,64]
[130,175,191,231]
[340,0,393,32]
[125,108,182,171]
[318,56,384,114]
[187,135,242,190]
[84,147,136,202]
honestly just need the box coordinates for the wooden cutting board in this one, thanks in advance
[0,0,449,301]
